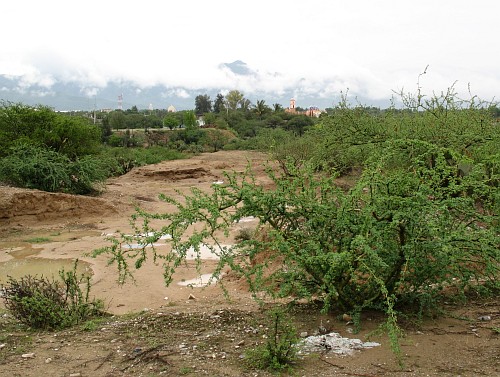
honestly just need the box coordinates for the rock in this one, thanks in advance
[478,315,491,321]
[69,373,82,377]
[188,293,196,300]
[21,353,35,359]
[45,357,52,364]
[0,343,5,349]
[342,313,352,322]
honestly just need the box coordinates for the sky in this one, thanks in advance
[1,0,499,108]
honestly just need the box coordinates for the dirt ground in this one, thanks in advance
[0,150,498,377]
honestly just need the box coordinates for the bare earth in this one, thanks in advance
[0,150,498,377]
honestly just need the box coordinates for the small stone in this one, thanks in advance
[342,313,352,322]
[188,293,196,300]
[21,353,35,359]
[300,331,308,338]
[237,340,245,346]
[69,373,82,377]
[478,315,491,321]
[45,357,52,364]
[0,343,5,349]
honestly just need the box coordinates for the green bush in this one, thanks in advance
[1,261,105,329]
[99,146,185,174]
[0,102,101,159]
[0,144,112,194]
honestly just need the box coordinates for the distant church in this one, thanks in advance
[285,98,323,117]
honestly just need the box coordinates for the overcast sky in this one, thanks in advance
[1,0,499,105]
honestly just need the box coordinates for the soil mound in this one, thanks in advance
[0,186,118,224]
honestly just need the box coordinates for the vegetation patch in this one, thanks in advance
[1,261,105,330]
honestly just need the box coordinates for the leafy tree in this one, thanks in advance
[266,114,285,129]
[202,128,233,152]
[213,93,225,114]
[163,115,179,130]
[240,98,252,112]
[108,110,126,130]
[183,110,197,129]
[127,105,139,114]
[181,110,202,144]
[254,100,271,119]
[225,90,245,111]
[284,114,314,136]
[273,103,284,112]
[195,94,212,115]
[100,117,113,142]
[202,112,217,127]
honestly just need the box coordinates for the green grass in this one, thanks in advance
[23,237,52,243]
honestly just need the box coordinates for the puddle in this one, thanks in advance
[118,234,233,261]
[0,229,101,244]
[0,258,92,284]
[1,243,42,259]
[236,216,256,223]
[177,273,224,287]
[183,244,233,260]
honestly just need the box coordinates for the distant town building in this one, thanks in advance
[285,98,324,117]
[167,105,176,112]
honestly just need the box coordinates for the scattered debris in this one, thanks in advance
[300,332,380,356]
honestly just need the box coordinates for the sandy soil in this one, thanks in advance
[0,150,498,376]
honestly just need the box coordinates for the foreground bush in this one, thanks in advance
[94,143,498,315]
[1,261,105,329]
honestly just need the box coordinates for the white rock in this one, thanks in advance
[21,353,35,358]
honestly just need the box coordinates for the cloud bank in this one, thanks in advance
[1,0,498,108]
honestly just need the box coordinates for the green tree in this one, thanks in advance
[183,110,197,129]
[213,93,225,114]
[195,94,212,115]
[266,114,285,129]
[108,111,126,130]
[225,90,245,111]
[202,128,232,152]
[163,115,179,130]
[273,103,284,112]
[285,114,314,136]
[181,110,202,144]
[254,100,271,119]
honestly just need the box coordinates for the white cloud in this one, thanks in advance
[0,0,498,105]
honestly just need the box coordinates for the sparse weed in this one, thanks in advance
[245,307,299,373]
